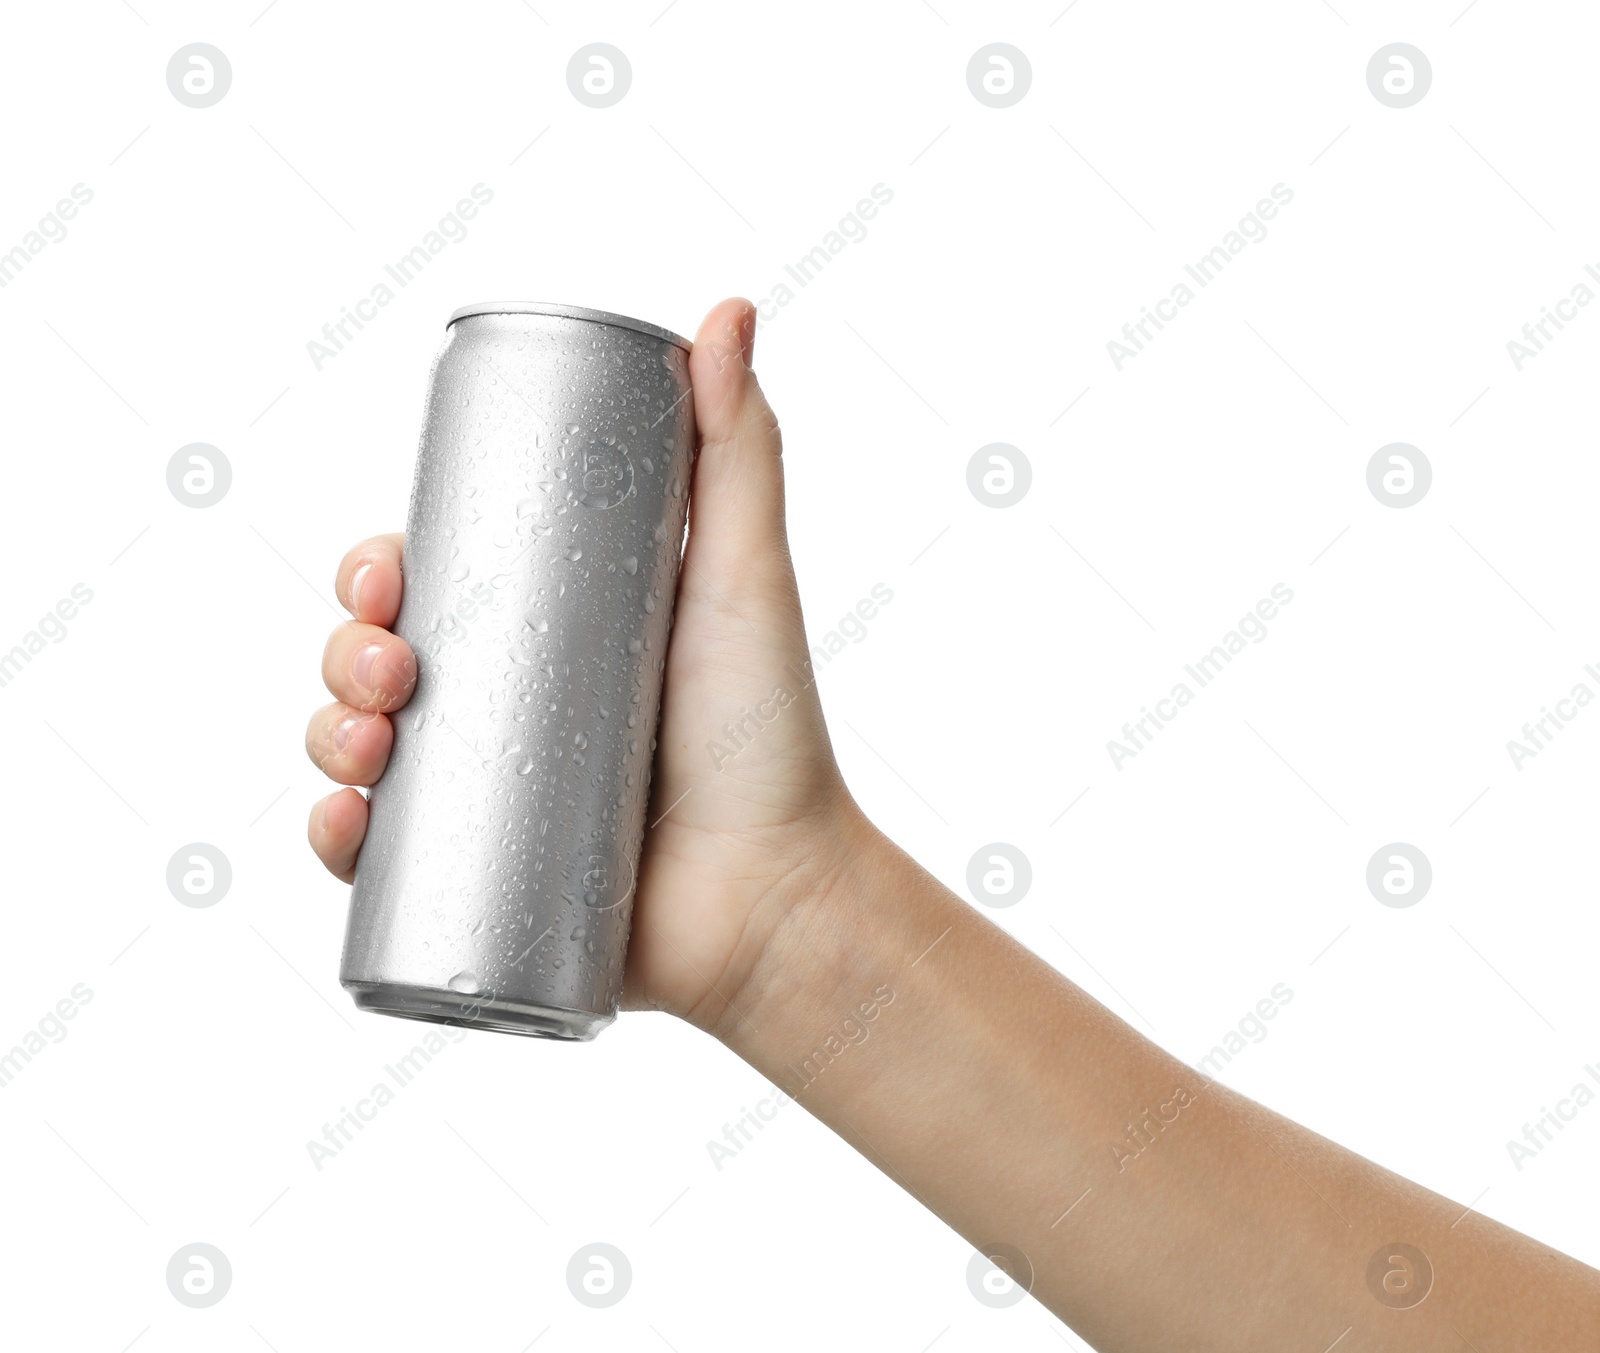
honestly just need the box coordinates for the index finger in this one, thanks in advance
[335,533,405,627]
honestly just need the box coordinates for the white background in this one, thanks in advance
[1,1,1596,1348]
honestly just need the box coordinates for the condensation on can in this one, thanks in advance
[340,303,696,1040]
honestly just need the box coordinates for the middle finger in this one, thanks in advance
[321,620,417,712]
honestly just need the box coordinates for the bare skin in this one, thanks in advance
[308,298,1600,1350]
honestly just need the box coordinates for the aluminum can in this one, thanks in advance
[340,302,696,1039]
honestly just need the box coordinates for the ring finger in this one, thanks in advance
[305,701,394,785]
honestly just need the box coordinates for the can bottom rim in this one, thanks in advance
[345,980,612,1041]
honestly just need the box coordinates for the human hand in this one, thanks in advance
[305,298,863,1029]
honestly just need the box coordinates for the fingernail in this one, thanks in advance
[331,713,366,752]
[352,642,384,690]
[349,562,373,616]
[370,652,417,712]
[739,307,756,368]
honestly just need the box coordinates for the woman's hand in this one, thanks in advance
[305,298,862,1029]
[303,300,1600,1351]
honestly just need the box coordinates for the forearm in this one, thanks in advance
[713,810,1600,1351]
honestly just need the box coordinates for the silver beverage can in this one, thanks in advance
[340,302,696,1040]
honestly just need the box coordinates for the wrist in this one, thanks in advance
[695,796,885,1048]
[701,805,955,1087]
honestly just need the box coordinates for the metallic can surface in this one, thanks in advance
[340,303,696,1040]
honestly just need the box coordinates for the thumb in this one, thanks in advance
[684,298,790,582]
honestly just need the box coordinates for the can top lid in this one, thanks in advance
[447,302,692,353]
